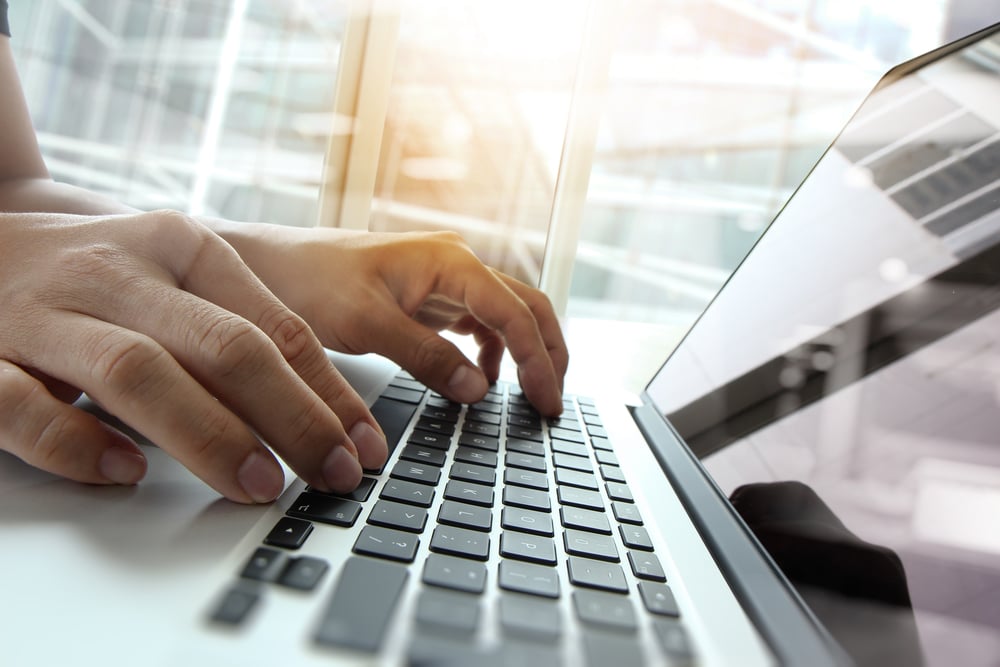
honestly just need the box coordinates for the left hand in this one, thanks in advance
[227,226,568,416]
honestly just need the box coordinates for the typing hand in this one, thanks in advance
[229,227,568,416]
[0,210,387,502]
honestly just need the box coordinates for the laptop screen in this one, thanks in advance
[646,25,1000,666]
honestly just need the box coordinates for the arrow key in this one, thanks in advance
[264,516,313,550]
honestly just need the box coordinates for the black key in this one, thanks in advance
[508,414,542,430]
[422,553,488,594]
[619,525,653,551]
[264,516,313,550]
[467,409,501,426]
[368,499,428,533]
[462,421,501,438]
[458,432,499,452]
[450,462,496,486]
[627,551,667,582]
[504,468,548,491]
[498,560,560,599]
[415,417,456,437]
[502,506,554,536]
[444,480,494,507]
[390,460,441,486]
[506,403,537,417]
[564,529,619,562]
[506,438,545,457]
[406,430,452,450]
[352,525,420,563]
[287,492,362,527]
[605,482,633,502]
[500,531,557,565]
[551,439,589,457]
[557,486,604,511]
[416,588,481,633]
[507,426,543,442]
[369,396,419,454]
[547,416,580,431]
[590,436,613,452]
[499,595,562,641]
[315,556,408,652]
[278,556,329,591]
[438,500,493,532]
[573,590,637,631]
[210,585,260,625]
[638,581,681,617]
[426,396,460,410]
[399,444,447,467]
[553,452,593,473]
[653,619,694,662]
[612,502,643,525]
[554,468,599,491]
[560,506,612,535]
[381,385,425,405]
[454,446,498,468]
[380,478,435,507]
[588,425,609,439]
[600,465,627,484]
[470,400,502,414]
[503,485,551,512]
[307,475,377,503]
[240,546,287,582]
[595,450,619,466]
[505,452,547,473]
[421,406,459,423]
[567,556,628,593]
[550,427,585,444]
[389,376,425,393]
[582,632,645,667]
[430,525,490,560]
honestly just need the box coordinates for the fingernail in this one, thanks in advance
[99,447,147,485]
[448,365,488,403]
[349,421,388,470]
[237,452,283,503]
[322,446,362,493]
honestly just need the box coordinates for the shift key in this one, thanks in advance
[315,556,409,653]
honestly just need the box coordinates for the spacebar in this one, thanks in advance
[314,556,409,653]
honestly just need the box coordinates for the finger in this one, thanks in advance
[179,249,388,473]
[0,359,147,486]
[493,271,569,388]
[449,315,506,384]
[26,314,285,504]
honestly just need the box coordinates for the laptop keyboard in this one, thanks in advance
[210,371,695,665]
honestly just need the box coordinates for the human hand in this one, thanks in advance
[0,210,387,502]
[228,227,568,416]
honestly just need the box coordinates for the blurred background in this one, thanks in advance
[8,0,996,334]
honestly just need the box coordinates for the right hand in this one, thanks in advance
[0,210,387,503]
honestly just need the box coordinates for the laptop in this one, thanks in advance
[3,22,1000,666]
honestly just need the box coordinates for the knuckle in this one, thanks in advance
[30,411,76,469]
[412,334,454,374]
[187,408,236,460]
[259,305,318,369]
[91,331,170,400]
[196,315,270,377]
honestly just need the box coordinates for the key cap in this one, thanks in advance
[612,502,643,525]
[399,444,447,467]
[553,452,593,473]
[438,500,493,532]
[588,425,609,439]
[605,482,633,502]
[564,529,619,562]
[453,446,498,468]
[560,506,612,535]
[567,556,628,593]
[264,516,313,550]
[506,452,547,473]
[547,416,580,431]
[500,531,557,565]
[498,560,560,599]
[554,468,599,491]
[506,438,545,457]
[210,585,260,626]
[504,468,548,491]
[390,460,441,486]
[352,525,420,563]
[407,430,452,451]
[508,414,542,430]
[240,547,287,582]
[415,417,456,437]
[590,436,613,452]
[619,525,653,550]
[550,427,585,444]
[466,409,501,426]
[499,594,562,641]
[573,590,637,632]
[389,376,425,393]
[278,556,329,591]
[429,525,490,560]
[422,553,487,594]
[421,406,459,424]
[638,581,681,617]
[595,450,619,466]
[416,588,481,634]
[367,499,428,533]
[582,412,603,427]
[449,462,496,486]
[582,631,645,667]
[381,385,424,405]
[458,432,499,452]
[369,396,419,457]
[463,421,501,438]
[502,507,554,536]
[551,440,589,457]
[653,619,695,662]
[557,486,604,511]
[314,556,408,652]
[444,480,494,507]
[627,551,667,582]
[470,399,502,414]
[507,426,543,442]
[287,492,362,527]
[380,478,435,508]
[600,465,627,484]
[307,475,377,503]
[503,485,551,512]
